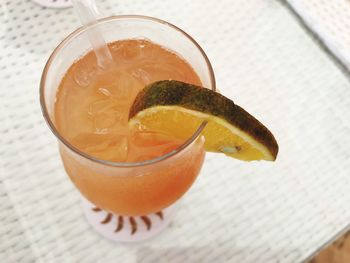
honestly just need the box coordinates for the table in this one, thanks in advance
[1,0,350,262]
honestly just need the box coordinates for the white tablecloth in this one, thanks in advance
[288,0,350,71]
[1,0,350,262]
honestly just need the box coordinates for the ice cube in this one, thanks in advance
[89,101,128,133]
[72,133,113,152]
[73,64,97,87]
[88,99,114,116]
[132,131,177,147]
[95,135,128,162]
[98,87,112,97]
[72,133,129,162]
[156,63,186,80]
[132,68,151,85]
[108,72,142,100]
[127,141,180,162]
[93,112,117,131]
[111,41,141,60]
[105,136,129,162]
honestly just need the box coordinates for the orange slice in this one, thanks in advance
[129,80,278,161]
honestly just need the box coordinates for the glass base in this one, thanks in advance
[81,197,178,242]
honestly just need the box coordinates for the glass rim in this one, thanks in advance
[40,15,216,168]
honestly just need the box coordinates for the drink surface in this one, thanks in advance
[55,39,202,162]
[54,39,205,215]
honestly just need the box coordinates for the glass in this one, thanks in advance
[40,15,215,242]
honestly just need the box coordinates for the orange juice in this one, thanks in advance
[55,39,205,215]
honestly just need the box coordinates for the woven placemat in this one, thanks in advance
[1,0,350,262]
[288,0,350,70]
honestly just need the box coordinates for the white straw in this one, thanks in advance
[72,0,113,69]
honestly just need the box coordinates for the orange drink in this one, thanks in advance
[55,39,205,216]
[40,16,216,241]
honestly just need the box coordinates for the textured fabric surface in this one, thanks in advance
[288,0,350,70]
[1,0,350,262]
